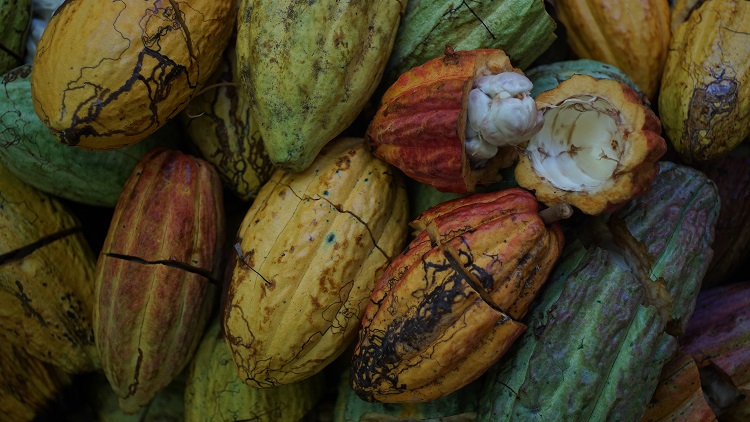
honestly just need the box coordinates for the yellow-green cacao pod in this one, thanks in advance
[555,0,670,100]
[30,0,236,150]
[0,0,31,74]
[659,0,750,162]
[0,163,99,374]
[95,148,225,413]
[180,41,274,201]
[238,0,405,172]
[185,318,323,422]
[224,137,409,388]
[0,341,72,422]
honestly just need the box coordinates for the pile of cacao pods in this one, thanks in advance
[1,0,749,421]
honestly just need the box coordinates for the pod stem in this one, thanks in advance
[539,203,574,224]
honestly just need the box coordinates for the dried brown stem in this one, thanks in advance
[539,203,574,224]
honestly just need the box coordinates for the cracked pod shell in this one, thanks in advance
[224,137,409,388]
[350,188,564,403]
[367,49,520,194]
[0,163,98,373]
[30,0,235,150]
[515,74,666,215]
[659,0,750,162]
[94,148,225,414]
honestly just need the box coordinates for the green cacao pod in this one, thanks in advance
[0,0,31,74]
[524,59,648,104]
[237,0,405,172]
[659,0,750,162]
[383,0,556,87]
[186,318,323,422]
[351,188,565,403]
[0,163,99,373]
[477,162,720,421]
[82,374,185,422]
[180,41,273,201]
[0,341,72,422]
[224,137,409,388]
[0,65,177,207]
[335,368,480,422]
[30,0,236,150]
[94,148,225,413]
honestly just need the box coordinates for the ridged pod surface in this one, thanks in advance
[658,0,750,162]
[351,188,564,403]
[515,74,666,215]
[0,341,72,422]
[555,0,670,100]
[0,0,31,74]
[95,148,225,413]
[0,65,177,207]
[224,137,409,388]
[237,0,405,171]
[0,163,98,373]
[478,162,720,421]
[367,49,520,194]
[30,0,236,150]
[383,0,556,86]
[180,41,273,201]
[185,318,323,422]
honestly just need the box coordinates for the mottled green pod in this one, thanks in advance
[525,59,647,104]
[477,162,720,421]
[82,374,185,422]
[180,42,273,201]
[0,65,178,207]
[335,368,480,422]
[0,0,31,74]
[383,0,556,87]
[185,318,323,422]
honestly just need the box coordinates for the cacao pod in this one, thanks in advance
[351,188,565,403]
[478,162,720,421]
[658,0,750,162]
[0,64,178,207]
[238,0,405,171]
[186,318,323,422]
[180,40,273,201]
[514,74,666,215]
[0,0,31,74]
[0,163,98,373]
[555,0,670,100]
[30,0,236,150]
[640,350,717,422]
[383,0,556,87]
[224,137,409,388]
[83,373,185,422]
[94,148,225,413]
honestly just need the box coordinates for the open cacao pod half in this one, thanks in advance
[224,137,409,388]
[350,188,565,403]
[95,148,225,414]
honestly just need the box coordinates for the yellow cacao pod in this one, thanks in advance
[30,0,235,150]
[555,0,670,100]
[238,0,405,171]
[0,163,98,374]
[659,0,750,162]
[224,137,409,388]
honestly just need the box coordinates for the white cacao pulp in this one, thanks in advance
[465,72,544,166]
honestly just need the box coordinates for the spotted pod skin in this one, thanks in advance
[0,164,99,374]
[224,137,409,389]
[30,0,236,150]
[367,49,522,194]
[350,188,564,403]
[94,148,225,414]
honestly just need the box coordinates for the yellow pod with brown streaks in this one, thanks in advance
[0,163,98,374]
[555,0,670,100]
[659,0,750,162]
[224,137,409,388]
[30,0,236,150]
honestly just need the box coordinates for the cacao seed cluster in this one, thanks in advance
[1,0,748,421]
